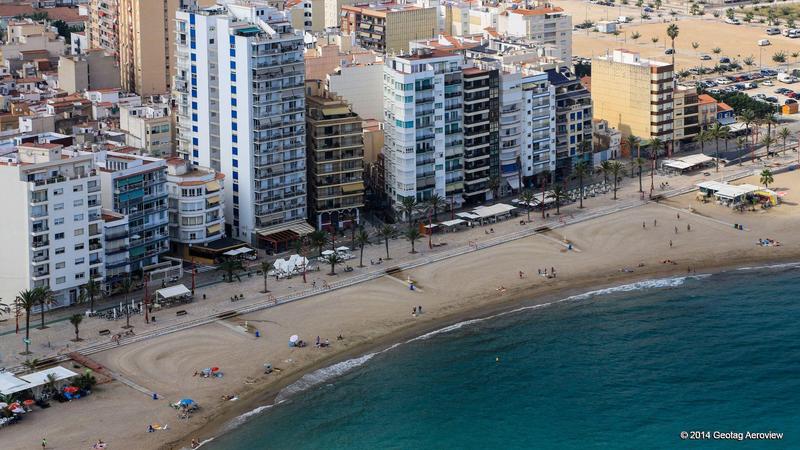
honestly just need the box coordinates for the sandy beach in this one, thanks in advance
[4,163,800,450]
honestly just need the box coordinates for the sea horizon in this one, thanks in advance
[203,263,800,449]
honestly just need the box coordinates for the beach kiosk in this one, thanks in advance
[154,284,193,308]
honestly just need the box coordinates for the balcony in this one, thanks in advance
[31,223,49,235]
[32,240,49,249]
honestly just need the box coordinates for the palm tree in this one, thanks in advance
[260,260,270,293]
[600,160,612,184]
[120,277,134,329]
[519,189,536,220]
[608,161,624,199]
[79,278,102,315]
[22,358,40,374]
[70,314,83,342]
[709,123,724,172]
[539,170,550,219]
[216,259,243,283]
[778,127,791,156]
[16,289,37,355]
[354,228,370,268]
[691,41,700,50]
[293,237,308,283]
[35,286,53,330]
[761,135,776,157]
[573,161,590,208]
[487,176,501,200]
[404,227,422,253]
[711,47,721,54]
[399,196,419,225]
[647,138,664,195]
[742,56,755,68]
[651,36,659,44]
[736,136,747,165]
[760,168,774,189]
[377,225,395,260]
[635,157,646,193]
[631,31,641,41]
[427,193,444,222]
[696,129,711,157]
[772,51,786,65]
[762,114,777,154]
[308,230,329,256]
[666,24,679,66]
[625,134,640,177]
[324,252,343,275]
[738,109,757,158]
[548,185,568,214]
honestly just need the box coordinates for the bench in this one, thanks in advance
[98,329,111,336]
[176,310,188,316]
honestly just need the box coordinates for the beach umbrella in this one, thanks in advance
[289,335,299,343]
[8,402,20,410]
[64,386,78,393]
[179,398,195,406]
[23,399,35,406]
[336,246,349,252]
[321,250,334,256]
[11,407,25,414]
[211,367,220,372]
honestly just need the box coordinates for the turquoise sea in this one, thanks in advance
[206,265,800,449]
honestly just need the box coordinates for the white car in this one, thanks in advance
[763,80,774,86]
[715,77,731,85]
[725,18,741,25]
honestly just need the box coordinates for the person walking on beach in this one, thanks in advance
[674,226,678,234]
[412,307,417,317]
[687,224,691,232]
[642,221,646,229]
[418,305,422,314]
[654,219,657,227]
[669,240,673,248]
[41,438,47,449]
[677,213,680,220]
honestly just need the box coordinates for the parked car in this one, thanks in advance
[787,92,799,99]
[708,88,722,95]
[743,82,758,89]
[765,27,781,35]
[760,68,778,76]
[725,18,741,25]
[643,6,654,12]
[664,48,674,55]
[719,57,731,64]
[763,80,774,86]
[733,83,745,91]
[699,54,712,61]
[775,88,790,94]
[715,77,731,85]
[753,93,767,99]
[786,98,798,105]
[758,39,771,46]
[777,73,798,83]
[765,96,779,103]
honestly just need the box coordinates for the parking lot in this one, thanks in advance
[681,67,799,108]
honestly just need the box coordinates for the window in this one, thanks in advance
[74,243,84,251]
[54,217,64,225]
[75,258,85,265]
[74,213,84,221]
[54,203,64,211]
[53,188,63,195]
[75,273,85,280]
[56,276,66,284]
[55,247,65,255]
[73,184,83,192]
[74,228,84,236]
[55,232,64,240]
[55,262,65,269]
[73,199,83,207]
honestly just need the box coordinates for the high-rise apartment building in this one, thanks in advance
[501,7,572,63]
[95,151,169,277]
[341,3,437,54]
[591,50,674,143]
[88,0,215,95]
[462,66,499,204]
[175,2,309,248]
[0,143,104,310]
[119,102,173,157]
[549,68,593,179]
[305,82,365,230]
[383,49,464,214]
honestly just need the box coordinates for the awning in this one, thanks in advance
[223,247,254,257]
[322,106,351,117]
[207,223,222,234]
[206,180,221,192]
[207,195,220,205]
[257,220,315,242]
[439,219,466,227]
[19,366,77,386]
[341,182,364,193]
[506,177,520,190]
[156,284,191,300]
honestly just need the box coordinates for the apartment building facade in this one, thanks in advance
[592,50,674,145]
[165,158,226,257]
[341,3,437,54]
[501,7,572,63]
[462,66,498,203]
[0,144,104,310]
[549,68,593,179]
[383,49,464,214]
[305,84,365,229]
[174,2,309,248]
[119,102,173,157]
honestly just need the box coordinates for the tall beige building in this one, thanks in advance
[88,0,215,96]
[591,49,674,142]
[341,3,437,54]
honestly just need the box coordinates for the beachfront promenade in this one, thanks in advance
[0,154,791,374]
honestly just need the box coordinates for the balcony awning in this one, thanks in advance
[206,223,222,234]
[257,219,315,242]
[207,195,220,205]
[341,182,364,193]
[322,106,351,117]
[206,180,221,192]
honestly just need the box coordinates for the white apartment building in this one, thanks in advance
[0,143,104,310]
[500,7,572,63]
[521,69,557,180]
[165,157,226,257]
[383,49,465,212]
[175,2,308,247]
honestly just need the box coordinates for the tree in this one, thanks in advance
[625,134,640,178]
[487,176,501,200]
[293,237,308,283]
[15,289,37,355]
[539,170,550,219]
[548,185,568,214]
[216,259,243,283]
[377,225,396,260]
[651,36,659,44]
[600,160,612,184]
[744,11,754,22]
[696,129,711,156]
[635,157,646,193]
[79,278,102,315]
[778,127,791,156]
[725,8,735,20]
[427,193,444,222]
[761,135,776,157]
[260,260,271,293]
[791,52,800,63]
[760,168,774,189]
[738,109,757,156]
[736,136,747,165]
[120,277,134,329]
[772,51,786,65]
[743,56,755,68]
[404,227,423,253]
[22,358,40,374]
[631,31,641,40]
[309,230,329,256]
[647,138,664,195]
[666,24,679,66]
[519,189,536,221]
[573,161,590,209]
[692,41,700,50]
[355,228,370,268]
[70,314,83,342]
[324,252,343,275]
[399,196,419,225]
[35,286,53,330]
[712,47,722,54]
[608,161,624,199]
[709,123,725,172]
